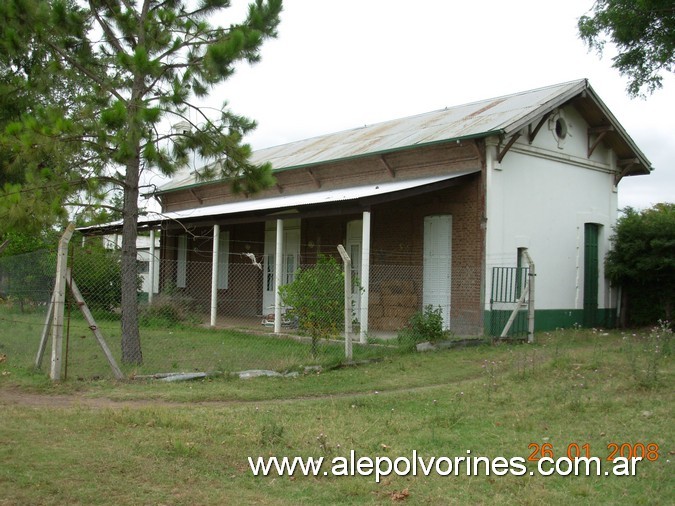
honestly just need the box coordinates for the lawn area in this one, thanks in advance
[0,305,401,381]
[0,318,673,504]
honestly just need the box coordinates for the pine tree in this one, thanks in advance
[2,0,282,364]
[0,0,99,234]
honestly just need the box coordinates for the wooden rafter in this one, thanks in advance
[380,156,395,178]
[470,139,485,167]
[189,188,203,204]
[528,112,551,144]
[307,168,321,188]
[587,125,613,158]
[615,158,638,185]
[497,133,521,163]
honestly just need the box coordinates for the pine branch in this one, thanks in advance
[44,40,126,103]
[89,2,128,56]
[63,201,122,213]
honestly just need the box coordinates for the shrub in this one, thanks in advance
[606,203,675,325]
[279,255,350,356]
[397,305,449,350]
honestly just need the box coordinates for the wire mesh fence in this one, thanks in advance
[0,240,486,380]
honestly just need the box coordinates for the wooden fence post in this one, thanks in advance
[66,269,124,380]
[498,249,536,342]
[35,290,55,369]
[50,223,75,381]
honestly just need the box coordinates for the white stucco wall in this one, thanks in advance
[485,106,619,312]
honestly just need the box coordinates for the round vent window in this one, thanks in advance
[555,118,568,140]
[550,111,570,149]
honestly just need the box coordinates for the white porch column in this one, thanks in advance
[359,211,371,343]
[274,219,284,333]
[148,229,156,305]
[210,224,220,327]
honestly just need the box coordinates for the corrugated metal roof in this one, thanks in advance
[81,171,478,234]
[157,79,651,193]
[253,80,589,168]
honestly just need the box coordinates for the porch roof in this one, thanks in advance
[79,170,479,234]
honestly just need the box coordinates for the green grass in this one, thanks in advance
[0,305,400,382]
[0,307,673,505]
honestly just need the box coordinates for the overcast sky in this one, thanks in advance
[162,0,674,210]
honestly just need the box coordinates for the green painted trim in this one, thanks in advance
[536,308,616,330]
[536,310,584,330]
[484,308,617,335]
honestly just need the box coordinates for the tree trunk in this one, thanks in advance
[120,156,143,365]
[619,287,629,328]
[663,297,672,322]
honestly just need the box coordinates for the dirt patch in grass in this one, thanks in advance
[0,380,464,410]
[0,385,161,409]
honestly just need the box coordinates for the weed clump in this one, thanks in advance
[397,305,450,350]
[139,294,198,327]
[625,320,672,388]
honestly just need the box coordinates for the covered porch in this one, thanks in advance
[89,169,484,337]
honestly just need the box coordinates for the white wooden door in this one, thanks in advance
[423,215,452,329]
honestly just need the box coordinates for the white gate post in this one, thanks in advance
[210,224,220,327]
[359,211,371,343]
[148,230,155,304]
[148,229,156,304]
[525,250,536,343]
[274,219,284,334]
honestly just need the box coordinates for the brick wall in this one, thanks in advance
[157,140,486,334]
[161,141,482,212]
[367,175,484,333]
